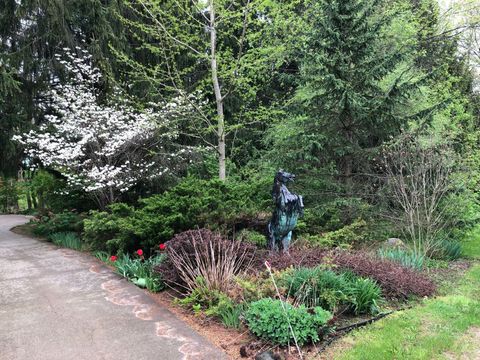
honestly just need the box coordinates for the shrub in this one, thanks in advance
[83,203,136,254]
[280,268,350,312]
[333,251,436,299]
[49,232,82,250]
[237,229,267,247]
[231,275,276,302]
[377,248,425,270]
[318,219,367,248]
[250,249,435,299]
[251,247,330,271]
[82,176,270,254]
[0,178,18,213]
[157,229,256,292]
[280,267,381,314]
[245,298,332,346]
[33,211,83,237]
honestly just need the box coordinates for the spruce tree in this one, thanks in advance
[293,0,430,189]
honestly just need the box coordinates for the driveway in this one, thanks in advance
[0,215,226,360]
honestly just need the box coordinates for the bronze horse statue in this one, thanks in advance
[268,170,304,252]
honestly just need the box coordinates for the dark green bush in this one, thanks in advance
[33,211,83,237]
[83,176,270,254]
[245,298,332,346]
[83,203,136,253]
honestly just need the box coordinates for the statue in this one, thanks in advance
[268,170,304,252]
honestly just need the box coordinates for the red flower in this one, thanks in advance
[136,249,143,256]
[159,243,166,251]
[110,255,118,262]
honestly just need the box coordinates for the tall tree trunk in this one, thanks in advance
[209,0,226,181]
[26,190,32,211]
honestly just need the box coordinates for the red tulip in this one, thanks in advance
[136,249,143,256]
[159,243,166,251]
[110,255,118,262]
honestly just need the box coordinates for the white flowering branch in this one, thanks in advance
[13,48,199,209]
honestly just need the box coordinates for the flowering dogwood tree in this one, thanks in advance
[13,49,197,209]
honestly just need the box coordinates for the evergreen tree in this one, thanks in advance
[283,0,434,189]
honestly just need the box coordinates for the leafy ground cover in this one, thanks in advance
[326,229,480,360]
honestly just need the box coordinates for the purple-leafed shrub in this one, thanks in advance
[154,229,256,291]
[332,251,436,299]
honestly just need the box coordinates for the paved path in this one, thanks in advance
[0,215,226,360]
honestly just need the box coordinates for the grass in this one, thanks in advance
[333,266,480,360]
[329,227,480,360]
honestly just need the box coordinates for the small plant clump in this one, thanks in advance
[100,251,166,292]
[155,228,256,291]
[49,231,82,250]
[244,298,332,346]
[377,248,425,270]
[280,267,381,314]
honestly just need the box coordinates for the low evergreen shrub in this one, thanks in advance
[33,211,83,237]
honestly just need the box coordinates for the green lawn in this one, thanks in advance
[330,229,480,360]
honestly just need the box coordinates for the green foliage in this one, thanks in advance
[280,267,382,315]
[233,275,276,303]
[205,296,245,330]
[49,232,82,251]
[348,277,382,315]
[306,219,368,248]
[0,178,18,213]
[245,298,332,346]
[377,248,425,271]
[437,240,462,261]
[28,170,95,213]
[111,254,165,292]
[93,251,110,263]
[33,211,83,237]
[281,268,350,311]
[178,277,225,310]
[83,176,271,254]
[83,203,136,253]
[236,229,266,248]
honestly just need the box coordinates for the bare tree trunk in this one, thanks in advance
[209,0,226,181]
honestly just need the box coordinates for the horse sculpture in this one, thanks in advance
[268,170,304,252]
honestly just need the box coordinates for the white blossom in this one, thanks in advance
[13,49,199,208]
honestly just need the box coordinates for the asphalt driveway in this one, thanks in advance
[0,215,226,360]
